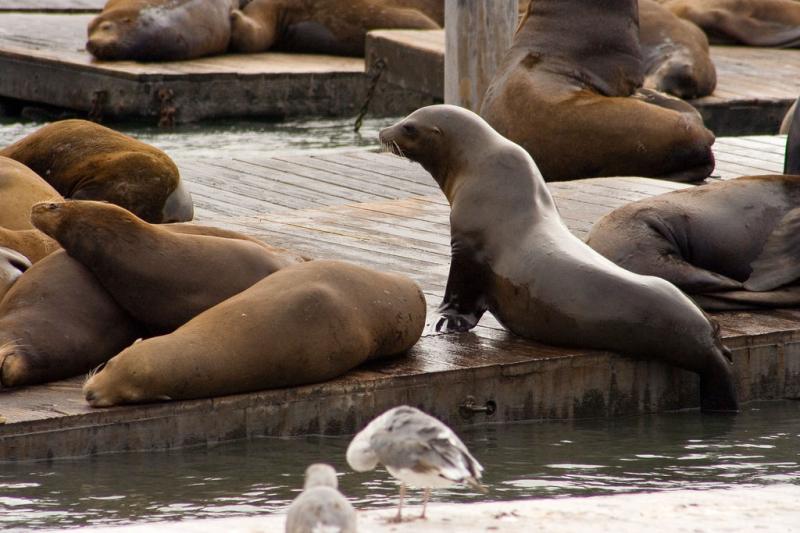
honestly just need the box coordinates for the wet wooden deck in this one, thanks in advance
[366,29,800,136]
[0,13,434,123]
[1,135,798,461]
[0,0,103,11]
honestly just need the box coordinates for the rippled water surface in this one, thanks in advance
[1,401,798,531]
[0,115,398,160]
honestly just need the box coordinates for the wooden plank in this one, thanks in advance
[0,0,103,11]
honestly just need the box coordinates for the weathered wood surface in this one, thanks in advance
[444,0,518,111]
[0,13,436,122]
[0,0,103,11]
[0,136,796,461]
[366,29,800,136]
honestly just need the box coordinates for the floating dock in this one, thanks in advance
[1,135,798,462]
[0,0,103,11]
[366,29,800,136]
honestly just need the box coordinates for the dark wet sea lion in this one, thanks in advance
[0,119,193,223]
[87,0,237,61]
[0,156,62,231]
[664,0,800,47]
[639,0,717,99]
[31,200,306,333]
[82,260,426,406]
[0,250,142,389]
[480,0,716,183]
[0,247,31,302]
[380,105,737,412]
[230,0,440,56]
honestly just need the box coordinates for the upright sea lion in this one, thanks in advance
[0,250,142,389]
[664,0,800,47]
[0,120,193,223]
[0,156,62,230]
[31,200,306,333]
[380,105,737,412]
[639,0,717,99]
[480,0,716,182]
[230,0,440,56]
[0,247,31,302]
[86,0,238,61]
[82,260,426,406]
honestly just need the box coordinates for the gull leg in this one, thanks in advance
[420,487,431,519]
[390,483,406,523]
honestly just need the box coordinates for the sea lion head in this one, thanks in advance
[83,346,170,408]
[379,105,496,186]
[86,5,189,61]
[31,200,140,248]
[86,8,141,60]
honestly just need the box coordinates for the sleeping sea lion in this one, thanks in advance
[639,0,717,99]
[480,0,716,182]
[87,0,238,61]
[31,200,306,333]
[0,156,62,231]
[380,105,737,412]
[230,0,440,56]
[0,119,193,223]
[82,260,426,406]
[664,0,800,47]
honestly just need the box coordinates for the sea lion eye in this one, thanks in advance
[402,123,417,136]
[44,203,59,210]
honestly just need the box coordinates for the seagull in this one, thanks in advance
[346,405,485,522]
[285,463,357,533]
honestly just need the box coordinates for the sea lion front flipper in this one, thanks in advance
[744,207,800,291]
[435,241,488,333]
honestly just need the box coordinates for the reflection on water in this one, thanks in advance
[1,401,799,530]
[0,116,397,160]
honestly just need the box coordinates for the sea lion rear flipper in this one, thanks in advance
[744,207,800,291]
[702,10,800,47]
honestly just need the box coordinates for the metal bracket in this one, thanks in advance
[88,90,107,122]
[157,88,177,128]
[459,396,497,419]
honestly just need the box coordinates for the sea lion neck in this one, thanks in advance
[513,0,644,96]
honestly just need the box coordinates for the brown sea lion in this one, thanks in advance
[86,0,238,61]
[380,105,737,412]
[31,200,306,333]
[0,119,193,223]
[0,250,142,389]
[0,247,31,302]
[664,0,800,47]
[230,0,440,56]
[0,156,62,231]
[82,260,426,406]
[0,228,59,263]
[639,0,717,99]
[480,0,716,183]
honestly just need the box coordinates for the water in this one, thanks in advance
[0,115,398,160]
[1,401,798,531]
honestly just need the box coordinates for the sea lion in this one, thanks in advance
[0,247,31,302]
[0,119,193,223]
[380,105,737,412]
[230,0,440,56]
[86,0,238,61]
[82,260,426,406]
[0,156,62,231]
[639,0,717,99]
[31,200,306,333]
[0,228,59,264]
[0,250,142,389]
[664,0,800,47]
[480,0,716,183]
[780,99,796,135]
[783,97,799,174]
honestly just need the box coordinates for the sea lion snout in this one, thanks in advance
[30,201,67,237]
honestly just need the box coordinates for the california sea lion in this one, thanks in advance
[0,247,31,302]
[480,0,716,183]
[31,200,306,333]
[0,156,62,231]
[0,228,58,263]
[664,0,800,47]
[783,97,799,173]
[87,0,238,61]
[0,120,193,223]
[0,250,142,389]
[639,0,717,99]
[82,260,426,406]
[230,0,440,56]
[380,105,737,412]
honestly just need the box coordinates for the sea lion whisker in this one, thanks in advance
[392,140,406,158]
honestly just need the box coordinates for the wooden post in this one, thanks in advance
[444,0,519,112]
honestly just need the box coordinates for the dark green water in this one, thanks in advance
[1,401,798,531]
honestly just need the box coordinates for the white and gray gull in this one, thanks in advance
[346,405,485,522]
[285,463,357,533]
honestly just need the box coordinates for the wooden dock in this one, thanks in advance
[366,29,800,136]
[1,135,798,462]
[0,0,103,12]
[0,13,435,124]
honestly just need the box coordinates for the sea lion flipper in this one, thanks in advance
[703,11,800,47]
[435,242,487,333]
[744,208,800,291]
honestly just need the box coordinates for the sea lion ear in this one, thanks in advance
[432,126,442,135]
